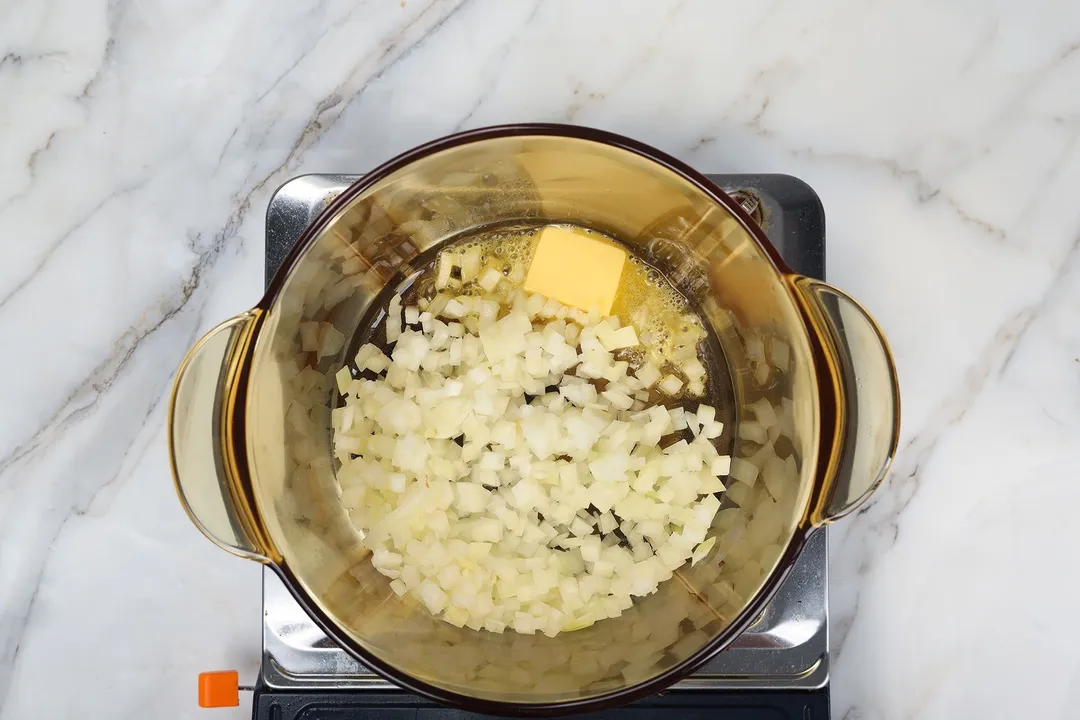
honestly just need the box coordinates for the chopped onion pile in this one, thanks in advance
[332,255,730,637]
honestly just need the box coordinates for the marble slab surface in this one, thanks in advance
[2,0,1079,718]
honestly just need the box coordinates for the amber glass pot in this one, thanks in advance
[169,125,899,715]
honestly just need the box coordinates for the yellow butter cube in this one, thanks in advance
[524,225,626,315]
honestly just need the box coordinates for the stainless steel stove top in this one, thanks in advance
[259,173,829,694]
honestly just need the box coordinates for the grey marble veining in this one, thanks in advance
[2,1,1079,718]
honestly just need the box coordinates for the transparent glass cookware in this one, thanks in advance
[168,125,899,715]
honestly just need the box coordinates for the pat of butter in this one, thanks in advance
[524,226,626,315]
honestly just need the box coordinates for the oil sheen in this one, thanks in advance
[351,221,735,443]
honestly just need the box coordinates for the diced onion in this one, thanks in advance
[636,362,661,388]
[332,246,729,636]
[479,268,502,292]
[335,366,352,394]
[435,253,456,289]
[691,536,716,566]
[751,398,778,428]
[386,294,403,343]
[658,374,683,396]
[730,457,759,486]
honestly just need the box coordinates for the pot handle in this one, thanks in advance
[790,277,901,525]
[168,312,272,562]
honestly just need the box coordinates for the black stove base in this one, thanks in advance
[252,688,830,719]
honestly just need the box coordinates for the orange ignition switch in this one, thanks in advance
[198,670,240,708]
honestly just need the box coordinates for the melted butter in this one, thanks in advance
[413,224,708,393]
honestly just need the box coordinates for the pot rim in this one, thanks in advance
[269,529,820,716]
[257,123,798,311]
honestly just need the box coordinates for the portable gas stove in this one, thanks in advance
[253,173,830,719]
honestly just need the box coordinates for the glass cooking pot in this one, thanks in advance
[168,124,899,715]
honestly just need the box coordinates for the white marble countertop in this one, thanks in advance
[3,1,1080,718]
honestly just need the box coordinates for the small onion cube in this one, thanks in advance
[682,357,707,380]
[386,294,403,343]
[635,362,662,388]
[669,407,688,431]
[711,455,732,476]
[738,421,768,444]
[768,337,790,368]
[702,420,724,440]
[730,457,759,486]
[335,366,352,393]
[754,362,770,385]
[460,247,482,282]
[456,483,491,514]
[435,252,456,289]
[365,352,390,374]
[570,517,593,537]
[598,511,618,534]
[691,537,716,566]
[752,398,778,428]
[443,298,466,318]
[599,324,639,351]
[601,388,634,410]
[479,267,502,292]
[418,579,449,613]
[658,374,683,396]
